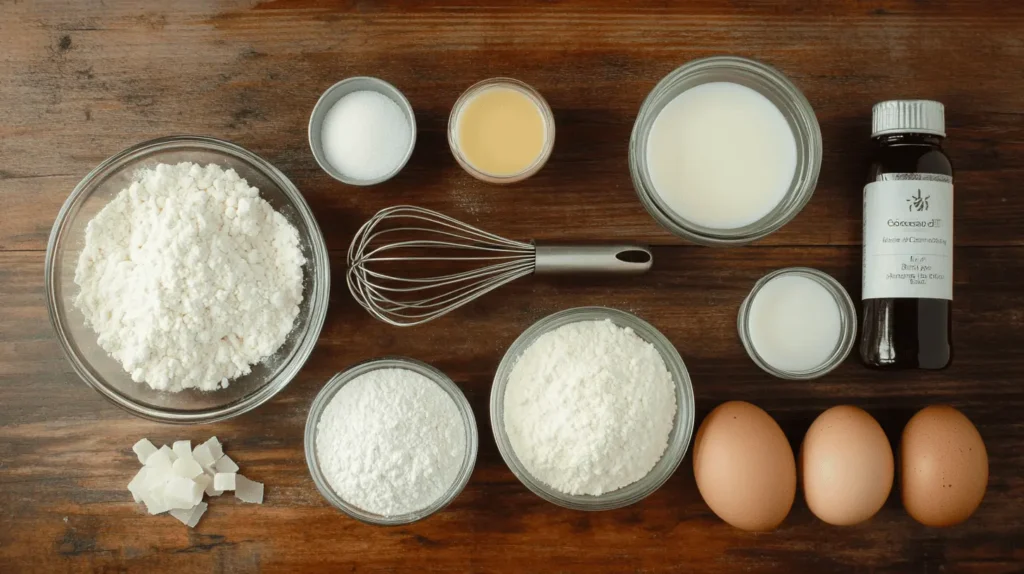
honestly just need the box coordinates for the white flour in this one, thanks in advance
[503,319,677,495]
[315,368,466,517]
[74,162,305,392]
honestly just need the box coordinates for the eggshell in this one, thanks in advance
[693,401,796,531]
[801,405,894,526]
[900,405,988,527]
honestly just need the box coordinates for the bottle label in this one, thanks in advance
[862,174,953,300]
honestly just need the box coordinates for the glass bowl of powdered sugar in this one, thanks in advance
[304,357,478,525]
[45,136,330,424]
[491,307,696,511]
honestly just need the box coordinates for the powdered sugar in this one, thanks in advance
[315,368,466,517]
[74,162,305,392]
[503,319,677,496]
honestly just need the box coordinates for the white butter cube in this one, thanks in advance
[168,501,207,528]
[129,435,261,526]
[186,501,208,528]
[158,444,177,463]
[132,439,158,464]
[144,498,171,515]
[213,455,239,474]
[143,484,171,515]
[213,473,236,491]
[172,440,193,461]
[203,437,224,461]
[200,460,216,477]
[168,506,194,526]
[194,473,212,492]
[144,465,172,491]
[172,457,204,480]
[234,475,263,504]
[164,475,204,510]
[194,472,221,496]
[192,444,215,467]
[144,449,173,472]
[127,467,149,503]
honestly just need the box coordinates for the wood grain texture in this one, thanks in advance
[1,1,1023,572]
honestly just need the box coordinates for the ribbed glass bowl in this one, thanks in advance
[304,357,479,525]
[44,135,330,424]
[491,307,695,511]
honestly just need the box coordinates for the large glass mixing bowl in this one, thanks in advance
[45,136,330,424]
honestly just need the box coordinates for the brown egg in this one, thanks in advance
[693,401,796,531]
[901,405,988,527]
[801,405,894,526]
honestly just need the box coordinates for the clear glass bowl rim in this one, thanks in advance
[44,135,331,424]
[629,55,823,246]
[304,357,480,526]
[490,306,696,511]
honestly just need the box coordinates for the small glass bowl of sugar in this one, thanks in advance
[738,267,857,380]
[308,77,416,186]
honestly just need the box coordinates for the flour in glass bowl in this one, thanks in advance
[503,319,677,496]
[73,162,305,392]
[315,368,467,517]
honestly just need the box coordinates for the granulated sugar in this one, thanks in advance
[503,319,677,496]
[315,368,466,517]
[320,90,411,181]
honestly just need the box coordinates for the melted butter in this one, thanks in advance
[456,86,546,177]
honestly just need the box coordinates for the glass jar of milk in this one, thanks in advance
[630,56,822,246]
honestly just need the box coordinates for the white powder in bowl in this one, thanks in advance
[320,90,412,181]
[73,162,305,392]
[315,368,467,517]
[503,319,677,496]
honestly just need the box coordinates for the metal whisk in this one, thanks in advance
[347,205,653,326]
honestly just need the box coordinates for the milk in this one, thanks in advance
[747,274,842,373]
[645,82,797,230]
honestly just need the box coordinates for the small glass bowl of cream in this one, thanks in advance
[630,56,822,246]
[448,78,555,184]
[738,267,857,380]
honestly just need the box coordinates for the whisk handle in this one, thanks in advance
[534,244,653,275]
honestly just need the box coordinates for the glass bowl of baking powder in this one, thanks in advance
[304,357,479,525]
[45,136,330,424]
[491,307,696,511]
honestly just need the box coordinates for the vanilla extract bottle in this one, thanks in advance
[860,100,953,369]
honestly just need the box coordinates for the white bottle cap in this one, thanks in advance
[872,100,945,138]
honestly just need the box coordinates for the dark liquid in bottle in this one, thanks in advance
[860,133,953,369]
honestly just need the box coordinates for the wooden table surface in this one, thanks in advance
[2,1,1023,572]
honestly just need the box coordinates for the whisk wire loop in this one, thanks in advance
[347,205,536,326]
[347,205,652,326]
